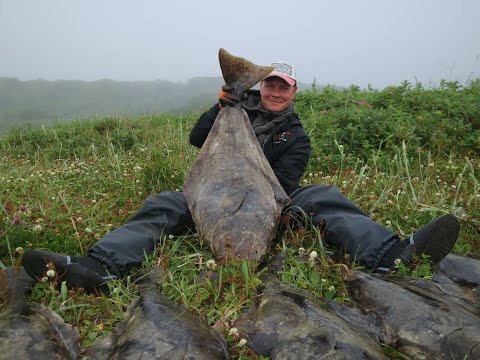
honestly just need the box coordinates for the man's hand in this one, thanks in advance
[218,84,240,109]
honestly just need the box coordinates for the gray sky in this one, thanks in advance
[1,0,479,89]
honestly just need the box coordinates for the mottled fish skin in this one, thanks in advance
[234,274,386,360]
[344,270,480,360]
[89,269,230,360]
[183,49,289,262]
[184,105,290,262]
[0,267,80,360]
[437,254,480,305]
[384,271,480,316]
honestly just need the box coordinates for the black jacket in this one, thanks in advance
[189,90,311,195]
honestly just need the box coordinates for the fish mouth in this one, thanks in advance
[210,218,275,262]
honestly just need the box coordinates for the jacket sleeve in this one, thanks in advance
[189,103,221,148]
[272,128,311,196]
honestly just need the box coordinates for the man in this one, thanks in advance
[23,62,460,292]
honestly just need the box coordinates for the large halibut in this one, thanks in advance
[0,266,80,360]
[183,49,291,261]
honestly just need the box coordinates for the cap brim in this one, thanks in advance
[264,71,296,86]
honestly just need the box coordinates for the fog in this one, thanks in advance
[1,0,479,88]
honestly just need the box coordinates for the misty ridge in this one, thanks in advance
[0,77,313,134]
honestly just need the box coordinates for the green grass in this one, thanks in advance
[1,81,479,359]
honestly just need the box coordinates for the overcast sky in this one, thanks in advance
[1,0,479,89]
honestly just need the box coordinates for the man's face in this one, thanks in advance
[260,77,297,112]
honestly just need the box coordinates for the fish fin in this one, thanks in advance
[271,179,291,207]
[260,169,290,207]
[220,185,246,215]
[219,48,273,98]
[0,266,34,313]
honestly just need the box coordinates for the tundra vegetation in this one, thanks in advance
[1,79,479,359]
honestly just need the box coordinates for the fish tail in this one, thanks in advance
[0,260,35,305]
[218,48,273,98]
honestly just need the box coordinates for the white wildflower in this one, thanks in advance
[168,234,174,240]
[328,285,335,292]
[206,259,217,271]
[298,247,305,256]
[394,258,402,266]
[46,269,56,278]
[229,327,239,337]
[238,338,247,347]
[309,251,318,259]
[41,277,48,283]
[33,224,43,232]
[385,220,392,226]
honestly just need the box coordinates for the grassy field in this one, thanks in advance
[1,80,479,359]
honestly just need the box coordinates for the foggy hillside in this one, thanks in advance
[0,77,312,133]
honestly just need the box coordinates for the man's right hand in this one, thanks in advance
[218,84,240,109]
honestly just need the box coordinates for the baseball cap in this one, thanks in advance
[264,61,296,86]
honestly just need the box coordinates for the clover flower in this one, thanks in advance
[229,327,239,337]
[19,205,27,211]
[309,251,318,260]
[46,269,56,278]
[12,217,21,225]
[394,258,402,266]
[238,338,247,347]
[206,259,217,271]
[328,285,335,292]
[15,247,24,254]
